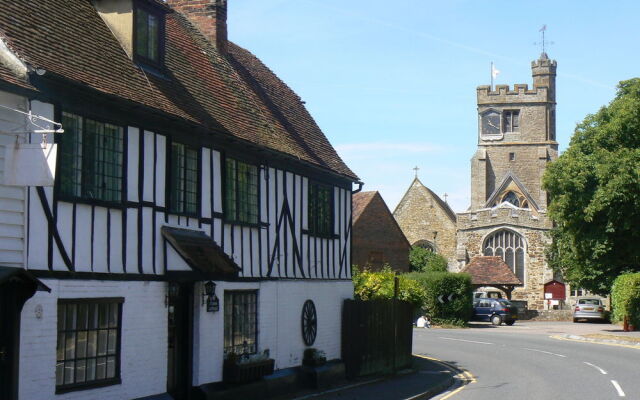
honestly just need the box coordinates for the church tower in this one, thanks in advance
[457,53,559,310]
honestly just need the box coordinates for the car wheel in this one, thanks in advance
[506,320,515,326]
[573,318,578,323]
[491,315,502,325]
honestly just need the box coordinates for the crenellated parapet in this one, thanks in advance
[477,83,551,104]
[457,206,553,232]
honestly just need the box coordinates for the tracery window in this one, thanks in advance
[483,229,525,283]
[497,191,529,209]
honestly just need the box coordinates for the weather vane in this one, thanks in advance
[413,166,420,178]
[534,24,554,54]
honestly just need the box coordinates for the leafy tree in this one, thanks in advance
[409,246,448,273]
[543,78,640,294]
[352,266,425,307]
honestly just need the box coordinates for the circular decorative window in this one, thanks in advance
[301,300,317,346]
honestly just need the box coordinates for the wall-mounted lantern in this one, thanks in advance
[202,280,219,312]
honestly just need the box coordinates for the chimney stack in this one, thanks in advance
[167,0,228,54]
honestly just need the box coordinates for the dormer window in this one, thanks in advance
[134,2,165,67]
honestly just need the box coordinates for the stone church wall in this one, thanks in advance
[457,208,554,310]
[393,180,457,268]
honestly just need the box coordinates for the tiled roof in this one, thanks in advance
[462,256,522,286]
[352,191,377,223]
[0,1,357,181]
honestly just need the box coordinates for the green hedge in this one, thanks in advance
[611,273,640,327]
[405,271,473,323]
[352,266,425,307]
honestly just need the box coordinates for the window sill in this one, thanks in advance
[56,195,124,209]
[55,377,121,394]
[223,220,268,229]
[303,230,338,239]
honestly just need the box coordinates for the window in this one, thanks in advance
[169,142,198,215]
[503,110,520,132]
[59,112,124,202]
[571,288,585,297]
[224,158,259,224]
[224,291,258,356]
[509,152,515,161]
[502,191,520,207]
[134,3,164,66]
[56,298,123,393]
[308,181,333,236]
[483,229,525,283]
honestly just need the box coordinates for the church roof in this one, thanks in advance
[462,256,522,286]
[394,178,456,222]
[0,0,357,181]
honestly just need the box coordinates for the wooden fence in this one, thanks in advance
[341,299,413,378]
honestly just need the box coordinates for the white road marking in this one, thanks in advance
[439,337,493,345]
[584,361,608,375]
[523,347,567,357]
[611,380,626,397]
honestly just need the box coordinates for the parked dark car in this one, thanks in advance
[472,298,517,325]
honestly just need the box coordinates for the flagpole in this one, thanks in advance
[490,62,493,89]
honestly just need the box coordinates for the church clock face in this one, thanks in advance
[481,111,501,137]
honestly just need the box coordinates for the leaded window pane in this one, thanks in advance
[308,181,333,236]
[224,158,258,224]
[169,143,198,215]
[224,291,258,356]
[58,112,123,203]
[56,299,122,391]
[135,7,160,63]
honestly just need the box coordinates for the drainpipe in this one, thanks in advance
[352,182,364,194]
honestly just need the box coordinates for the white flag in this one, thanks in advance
[491,64,500,79]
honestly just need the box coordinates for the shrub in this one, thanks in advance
[611,273,640,327]
[352,266,425,307]
[405,271,473,323]
[409,247,448,273]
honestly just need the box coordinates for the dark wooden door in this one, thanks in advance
[0,285,21,400]
[167,283,193,400]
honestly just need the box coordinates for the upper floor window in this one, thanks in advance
[58,112,124,203]
[308,181,333,236]
[503,110,520,133]
[169,142,199,216]
[134,3,164,66]
[224,158,259,224]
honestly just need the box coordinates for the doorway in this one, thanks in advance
[167,282,194,400]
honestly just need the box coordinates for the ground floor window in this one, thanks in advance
[224,290,258,356]
[56,298,123,393]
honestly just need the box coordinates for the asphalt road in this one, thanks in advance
[413,323,640,400]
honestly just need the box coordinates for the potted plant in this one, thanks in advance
[223,349,275,384]
[302,348,326,367]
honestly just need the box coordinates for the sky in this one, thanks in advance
[228,0,639,213]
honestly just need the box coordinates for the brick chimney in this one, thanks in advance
[166,0,228,54]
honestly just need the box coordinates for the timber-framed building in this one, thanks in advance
[0,1,359,399]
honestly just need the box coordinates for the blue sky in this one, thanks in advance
[228,0,638,212]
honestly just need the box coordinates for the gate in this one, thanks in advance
[341,299,413,378]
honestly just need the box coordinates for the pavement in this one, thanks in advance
[285,355,458,400]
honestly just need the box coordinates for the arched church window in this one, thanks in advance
[483,229,525,283]
[502,191,519,207]
[413,240,435,252]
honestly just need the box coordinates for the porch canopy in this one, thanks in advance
[0,266,51,293]
[161,226,241,282]
[461,256,522,299]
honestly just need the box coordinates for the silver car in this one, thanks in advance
[573,298,607,322]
